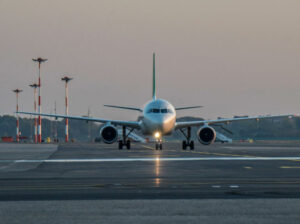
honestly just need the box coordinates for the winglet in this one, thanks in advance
[152,53,156,100]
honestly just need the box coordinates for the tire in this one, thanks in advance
[126,140,131,150]
[159,144,162,150]
[155,143,158,150]
[118,140,123,150]
[182,141,187,150]
[190,141,194,150]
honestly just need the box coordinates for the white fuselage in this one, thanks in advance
[140,99,176,136]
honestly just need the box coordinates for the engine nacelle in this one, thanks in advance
[197,126,216,145]
[100,125,118,144]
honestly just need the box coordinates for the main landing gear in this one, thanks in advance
[155,141,163,150]
[179,127,194,150]
[118,126,134,150]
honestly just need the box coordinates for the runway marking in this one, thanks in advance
[280,166,300,169]
[1,181,300,191]
[244,166,253,169]
[224,146,300,150]
[129,155,179,158]
[0,162,16,170]
[140,145,177,152]
[141,145,155,150]
[190,151,253,158]
[1,157,300,163]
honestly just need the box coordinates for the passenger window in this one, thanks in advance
[153,109,160,113]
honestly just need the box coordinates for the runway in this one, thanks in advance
[1,142,300,200]
[1,142,300,223]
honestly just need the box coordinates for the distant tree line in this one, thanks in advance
[0,115,300,142]
[174,116,300,140]
[0,115,100,142]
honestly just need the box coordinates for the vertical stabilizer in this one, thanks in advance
[152,53,156,100]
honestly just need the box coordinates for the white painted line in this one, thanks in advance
[1,156,300,163]
[211,185,221,188]
[229,185,240,188]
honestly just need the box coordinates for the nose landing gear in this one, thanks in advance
[118,126,134,150]
[179,127,194,150]
[154,131,163,150]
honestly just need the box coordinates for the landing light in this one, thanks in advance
[154,132,160,139]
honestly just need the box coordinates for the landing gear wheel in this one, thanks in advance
[118,140,123,150]
[180,127,195,150]
[155,143,159,150]
[190,141,194,150]
[159,143,162,150]
[182,141,187,150]
[119,126,134,150]
[126,140,131,150]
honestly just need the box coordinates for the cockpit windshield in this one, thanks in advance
[153,109,160,113]
[147,108,172,113]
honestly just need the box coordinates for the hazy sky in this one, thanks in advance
[0,0,299,121]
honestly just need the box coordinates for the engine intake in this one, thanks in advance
[197,126,216,145]
[100,125,118,144]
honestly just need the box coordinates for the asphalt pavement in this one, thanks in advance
[1,141,300,223]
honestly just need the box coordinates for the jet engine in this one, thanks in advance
[100,125,118,144]
[197,125,216,145]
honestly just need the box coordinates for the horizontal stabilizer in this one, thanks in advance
[175,106,203,111]
[104,105,142,112]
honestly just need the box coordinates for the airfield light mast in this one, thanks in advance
[13,89,22,142]
[29,83,39,143]
[32,57,47,143]
[61,76,73,142]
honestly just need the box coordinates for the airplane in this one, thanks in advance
[18,53,294,150]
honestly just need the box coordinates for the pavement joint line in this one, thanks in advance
[2,156,300,163]
[280,166,300,169]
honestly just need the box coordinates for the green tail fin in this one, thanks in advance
[152,53,156,100]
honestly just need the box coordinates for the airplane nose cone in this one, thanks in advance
[151,115,168,126]
[152,120,164,129]
[151,115,174,133]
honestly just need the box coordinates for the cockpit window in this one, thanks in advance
[147,108,159,113]
[147,108,172,113]
[153,109,160,113]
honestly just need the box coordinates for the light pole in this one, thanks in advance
[61,76,73,142]
[29,83,39,143]
[13,89,22,142]
[32,57,47,143]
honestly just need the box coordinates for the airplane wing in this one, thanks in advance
[103,105,142,112]
[17,112,141,129]
[175,114,294,129]
[175,106,203,111]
